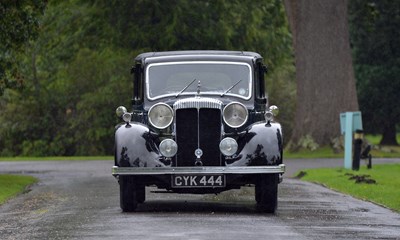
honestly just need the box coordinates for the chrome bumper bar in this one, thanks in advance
[112,164,285,176]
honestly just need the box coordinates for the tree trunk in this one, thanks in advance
[380,122,398,146]
[284,0,359,149]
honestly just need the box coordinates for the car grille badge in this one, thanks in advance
[194,148,203,166]
[195,148,203,158]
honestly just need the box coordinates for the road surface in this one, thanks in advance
[0,159,399,239]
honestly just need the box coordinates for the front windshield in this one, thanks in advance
[146,61,252,100]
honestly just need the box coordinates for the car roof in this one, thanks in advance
[134,50,262,64]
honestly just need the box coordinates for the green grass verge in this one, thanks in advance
[284,147,400,159]
[365,134,400,145]
[297,164,400,212]
[0,156,113,162]
[284,146,344,159]
[0,174,38,205]
[365,134,400,158]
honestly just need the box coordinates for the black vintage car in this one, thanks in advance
[112,51,285,213]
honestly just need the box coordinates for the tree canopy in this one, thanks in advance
[0,0,46,94]
[0,0,294,156]
[349,0,400,145]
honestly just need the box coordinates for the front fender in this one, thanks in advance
[227,122,283,166]
[115,123,165,168]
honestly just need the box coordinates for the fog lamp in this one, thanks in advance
[159,139,178,158]
[219,137,238,156]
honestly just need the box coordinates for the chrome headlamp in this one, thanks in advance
[223,102,248,128]
[148,103,174,129]
[159,139,178,157]
[116,106,131,123]
[219,137,238,156]
[116,106,127,117]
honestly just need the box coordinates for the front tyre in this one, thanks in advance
[119,176,138,212]
[137,185,146,204]
[255,174,278,214]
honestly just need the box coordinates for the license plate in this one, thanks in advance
[172,174,226,188]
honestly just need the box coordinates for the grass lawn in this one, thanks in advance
[297,164,400,212]
[365,134,400,145]
[284,147,400,159]
[284,134,400,159]
[0,174,38,205]
[365,134,400,158]
[284,146,344,159]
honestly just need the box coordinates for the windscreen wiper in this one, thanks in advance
[221,79,242,97]
[175,78,196,97]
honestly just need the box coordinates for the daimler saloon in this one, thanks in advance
[112,51,285,213]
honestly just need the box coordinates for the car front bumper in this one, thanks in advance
[112,164,285,176]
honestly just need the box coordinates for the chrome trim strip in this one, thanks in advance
[144,54,256,61]
[112,164,285,175]
[146,61,253,101]
[173,97,223,110]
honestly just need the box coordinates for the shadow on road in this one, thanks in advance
[129,200,267,215]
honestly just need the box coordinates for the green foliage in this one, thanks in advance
[298,164,400,212]
[92,0,292,68]
[0,0,46,94]
[349,0,400,144]
[0,174,38,205]
[63,48,131,155]
[0,0,294,156]
[266,62,296,141]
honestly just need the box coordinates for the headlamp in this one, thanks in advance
[116,106,127,117]
[148,103,174,129]
[223,102,248,128]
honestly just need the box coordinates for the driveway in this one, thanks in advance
[0,159,399,239]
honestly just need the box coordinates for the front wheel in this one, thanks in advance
[137,185,146,204]
[119,176,138,212]
[255,174,278,213]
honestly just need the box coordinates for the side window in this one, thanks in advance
[256,62,266,103]
[133,63,143,106]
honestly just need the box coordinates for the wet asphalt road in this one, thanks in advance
[0,159,399,240]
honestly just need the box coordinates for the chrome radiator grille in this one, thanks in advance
[173,97,223,110]
[173,98,223,166]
